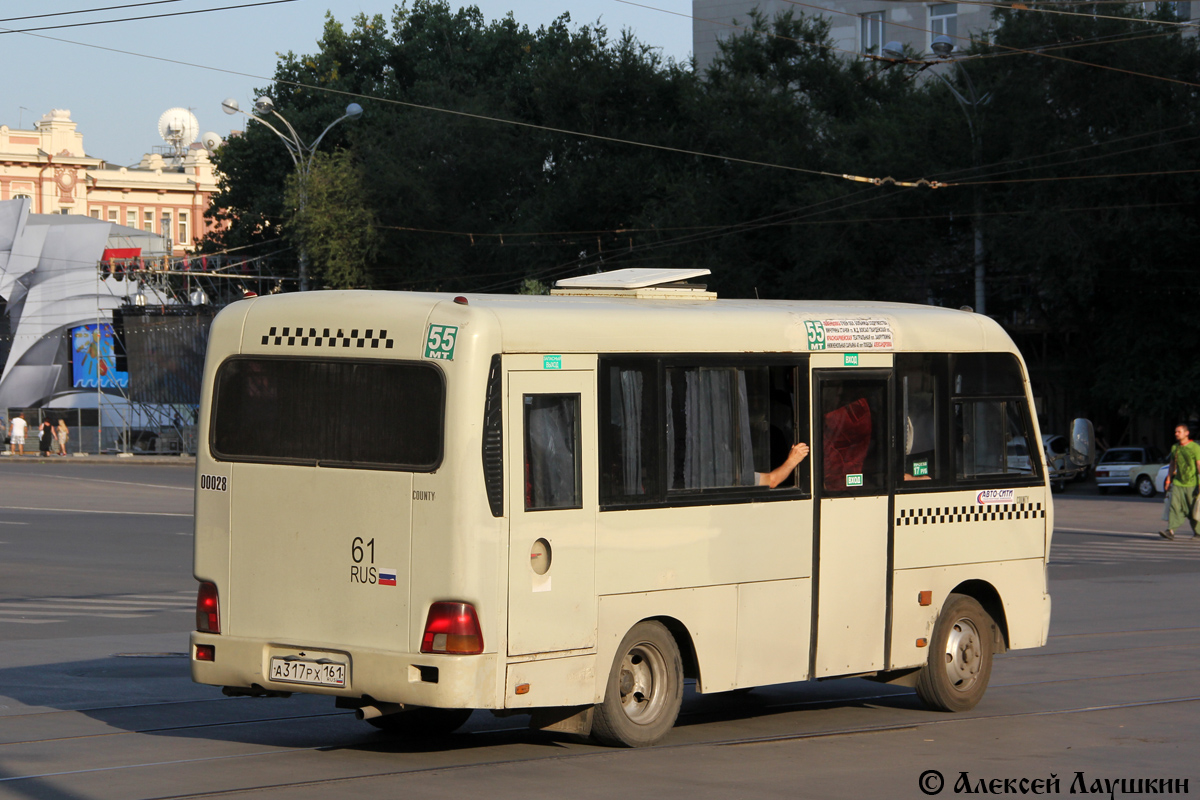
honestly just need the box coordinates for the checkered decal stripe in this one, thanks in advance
[261,327,394,349]
[896,502,1045,526]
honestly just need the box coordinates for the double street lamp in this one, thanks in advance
[222,96,363,291]
[883,36,990,315]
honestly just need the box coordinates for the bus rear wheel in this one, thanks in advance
[366,706,473,737]
[915,594,994,713]
[591,621,683,747]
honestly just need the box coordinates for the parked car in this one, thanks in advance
[1094,446,1166,496]
[1124,463,1171,498]
[1008,434,1086,491]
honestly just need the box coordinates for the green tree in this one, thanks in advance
[285,149,381,289]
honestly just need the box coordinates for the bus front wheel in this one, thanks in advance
[591,620,683,747]
[915,594,994,713]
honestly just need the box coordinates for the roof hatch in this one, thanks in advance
[551,268,715,299]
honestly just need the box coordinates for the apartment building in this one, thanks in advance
[693,0,1193,73]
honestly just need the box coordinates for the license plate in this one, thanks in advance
[269,657,347,687]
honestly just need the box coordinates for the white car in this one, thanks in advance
[1095,447,1166,496]
[1127,463,1170,498]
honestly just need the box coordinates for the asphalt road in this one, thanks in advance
[0,463,1195,799]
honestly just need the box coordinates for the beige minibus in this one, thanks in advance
[190,268,1091,747]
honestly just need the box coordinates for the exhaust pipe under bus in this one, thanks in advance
[355,702,405,721]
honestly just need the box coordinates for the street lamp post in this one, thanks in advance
[222,96,363,291]
[884,37,990,315]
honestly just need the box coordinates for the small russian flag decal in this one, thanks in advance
[378,569,397,586]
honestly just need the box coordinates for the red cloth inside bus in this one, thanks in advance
[823,397,872,492]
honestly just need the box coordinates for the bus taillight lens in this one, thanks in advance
[197,582,220,633]
[421,602,483,654]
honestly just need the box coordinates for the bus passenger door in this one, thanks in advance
[812,365,892,677]
[506,367,598,656]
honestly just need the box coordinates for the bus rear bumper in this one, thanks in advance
[189,632,501,709]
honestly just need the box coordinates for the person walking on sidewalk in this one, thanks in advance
[39,419,53,457]
[1159,423,1200,540]
[9,413,27,456]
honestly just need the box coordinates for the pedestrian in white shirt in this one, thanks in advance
[10,413,28,456]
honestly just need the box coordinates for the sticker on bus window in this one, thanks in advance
[424,324,458,360]
[846,474,864,487]
[543,355,562,370]
[912,461,928,477]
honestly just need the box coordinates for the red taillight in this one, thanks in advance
[421,602,483,655]
[195,644,216,661]
[196,581,220,633]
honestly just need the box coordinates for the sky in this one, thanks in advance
[1,0,692,167]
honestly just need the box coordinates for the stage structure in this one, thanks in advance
[0,198,291,454]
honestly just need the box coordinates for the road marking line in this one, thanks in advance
[33,597,193,606]
[37,474,192,492]
[0,506,191,517]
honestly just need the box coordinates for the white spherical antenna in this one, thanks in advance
[157,107,200,154]
[201,131,224,151]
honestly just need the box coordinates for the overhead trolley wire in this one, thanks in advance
[940,0,1194,26]
[7,1,1197,195]
[0,0,299,35]
[0,0,195,25]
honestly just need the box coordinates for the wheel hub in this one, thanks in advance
[618,643,666,723]
[943,618,982,690]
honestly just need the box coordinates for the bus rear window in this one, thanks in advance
[210,357,444,470]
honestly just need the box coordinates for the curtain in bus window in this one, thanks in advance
[823,397,872,491]
[617,369,644,496]
[666,367,755,490]
[524,394,581,510]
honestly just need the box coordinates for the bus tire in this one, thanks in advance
[366,706,473,737]
[915,593,994,713]
[591,620,683,747]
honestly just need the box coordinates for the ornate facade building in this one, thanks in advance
[0,109,219,255]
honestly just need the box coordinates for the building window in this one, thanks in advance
[1161,0,1191,17]
[161,212,172,242]
[178,211,189,245]
[90,208,101,219]
[929,3,957,46]
[144,210,154,232]
[861,11,886,54]
[108,209,118,224]
[60,208,71,215]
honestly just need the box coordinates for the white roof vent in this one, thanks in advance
[552,268,715,299]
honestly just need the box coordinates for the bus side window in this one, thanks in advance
[599,359,808,506]
[949,353,1039,481]
[600,362,660,504]
[896,354,945,486]
[955,399,1033,479]
[524,394,582,510]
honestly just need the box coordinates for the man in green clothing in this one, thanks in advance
[1159,423,1200,540]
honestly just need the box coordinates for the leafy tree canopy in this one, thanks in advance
[204,1,1200,428]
